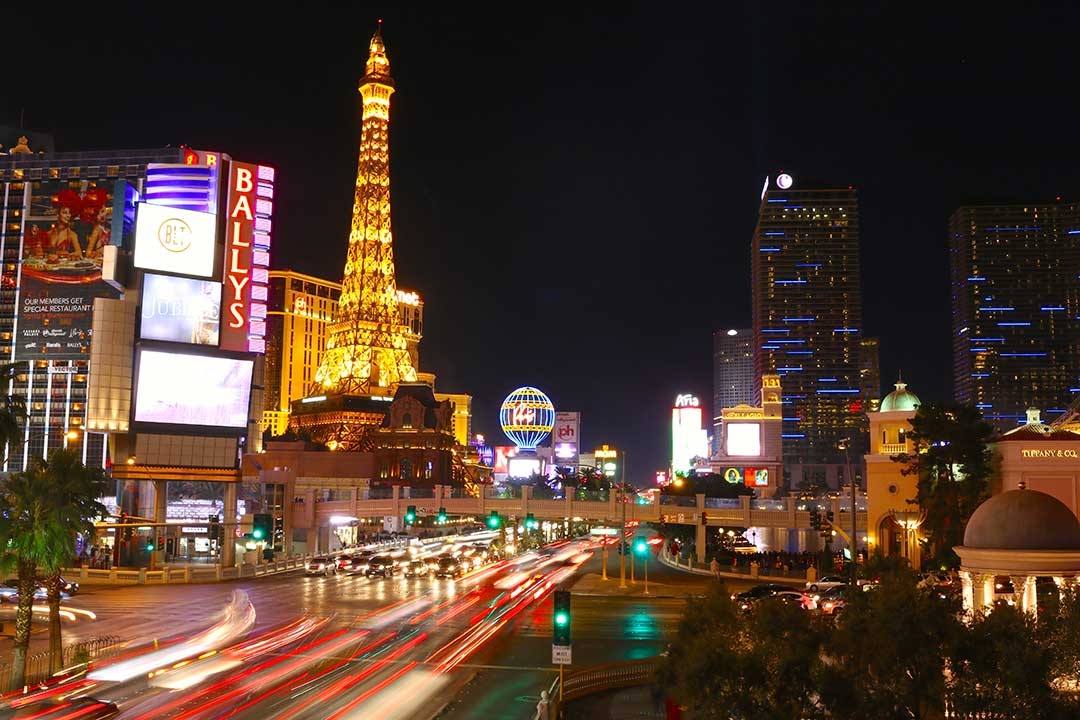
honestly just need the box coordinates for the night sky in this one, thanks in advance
[6,5,1080,480]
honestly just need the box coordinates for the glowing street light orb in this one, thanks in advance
[499,386,555,451]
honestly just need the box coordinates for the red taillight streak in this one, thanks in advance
[325,661,419,720]
[153,628,356,719]
[276,633,427,720]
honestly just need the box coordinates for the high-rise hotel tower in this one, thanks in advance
[751,173,877,477]
[950,202,1080,430]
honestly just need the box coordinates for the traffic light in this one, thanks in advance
[405,505,417,525]
[701,511,708,526]
[157,536,164,552]
[633,538,647,555]
[145,537,155,552]
[553,590,571,646]
[437,507,447,524]
[487,510,502,529]
[525,513,537,530]
[825,510,835,526]
[252,513,272,541]
[809,509,820,530]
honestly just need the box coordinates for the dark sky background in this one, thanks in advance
[6,5,1080,480]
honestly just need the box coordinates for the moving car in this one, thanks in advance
[435,556,464,579]
[805,575,848,593]
[345,551,376,574]
[305,556,339,576]
[731,583,790,612]
[364,555,397,578]
[403,559,430,578]
[2,697,119,719]
[814,585,851,616]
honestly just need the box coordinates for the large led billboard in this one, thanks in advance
[140,273,222,345]
[133,203,218,278]
[725,422,762,456]
[671,394,709,474]
[133,349,253,430]
[16,180,123,361]
[508,456,542,479]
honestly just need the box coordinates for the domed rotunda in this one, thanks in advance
[954,483,1080,616]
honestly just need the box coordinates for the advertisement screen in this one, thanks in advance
[133,349,253,429]
[17,180,123,360]
[507,456,541,479]
[725,422,761,456]
[133,203,218,278]
[140,273,222,345]
[744,468,769,487]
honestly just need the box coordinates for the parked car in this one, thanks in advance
[403,559,430,578]
[305,556,339,576]
[364,556,397,578]
[805,574,848,593]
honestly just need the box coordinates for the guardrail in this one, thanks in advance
[537,658,659,719]
[62,554,316,586]
[0,635,121,693]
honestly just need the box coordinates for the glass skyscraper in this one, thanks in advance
[950,203,1080,430]
[712,328,754,457]
[751,174,874,469]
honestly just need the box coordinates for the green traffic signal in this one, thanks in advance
[487,510,501,529]
[252,513,272,542]
[145,539,155,551]
[525,513,537,530]
[405,505,417,525]
[553,590,571,645]
[634,539,647,555]
[437,507,447,523]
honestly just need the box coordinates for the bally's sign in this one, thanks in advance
[1021,448,1079,459]
[133,202,218,278]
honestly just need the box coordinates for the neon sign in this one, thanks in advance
[674,394,700,408]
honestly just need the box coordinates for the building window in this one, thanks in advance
[400,457,413,480]
[402,412,413,429]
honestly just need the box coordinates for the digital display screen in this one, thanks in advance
[507,457,541,479]
[725,423,761,456]
[133,203,218,277]
[133,349,253,429]
[140,273,222,345]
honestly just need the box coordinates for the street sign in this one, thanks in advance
[589,527,618,536]
[552,645,572,664]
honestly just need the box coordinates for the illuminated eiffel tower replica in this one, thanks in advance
[290,24,419,451]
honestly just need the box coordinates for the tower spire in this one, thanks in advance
[310,25,417,399]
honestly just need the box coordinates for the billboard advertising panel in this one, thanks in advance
[140,273,222,345]
[671,394,708,474]
[508,456,542,479]
[133,349,253,430]
[723,467,769,486]
[220,162,274,354]
[133,203,218,277]
[16,181,123,361]
[725,422,761,456]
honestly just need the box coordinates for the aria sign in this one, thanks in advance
[674,394,700,408]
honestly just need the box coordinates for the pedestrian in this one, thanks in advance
[536,689,550,720]
[710,556,720,579]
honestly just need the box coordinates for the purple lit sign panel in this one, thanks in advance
[220,162,274,354]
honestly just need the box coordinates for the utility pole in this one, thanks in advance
[840,437,858,583]
[620,451,628,589]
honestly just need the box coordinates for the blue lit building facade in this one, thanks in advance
[950,203,1080,431]
[751,175,876,477]
[712,328,754,458]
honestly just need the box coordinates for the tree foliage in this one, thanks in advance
[0,449,107,682]
[892,402,995,567]
[660,569,1080,717]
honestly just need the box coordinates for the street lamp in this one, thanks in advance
[839,437,858,583]
[888,508,927,567]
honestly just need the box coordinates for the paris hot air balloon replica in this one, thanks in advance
[499,386,555,451]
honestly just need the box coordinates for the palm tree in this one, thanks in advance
[0,449,107,683]
[0,361,27,465]
[32,449,108,672]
